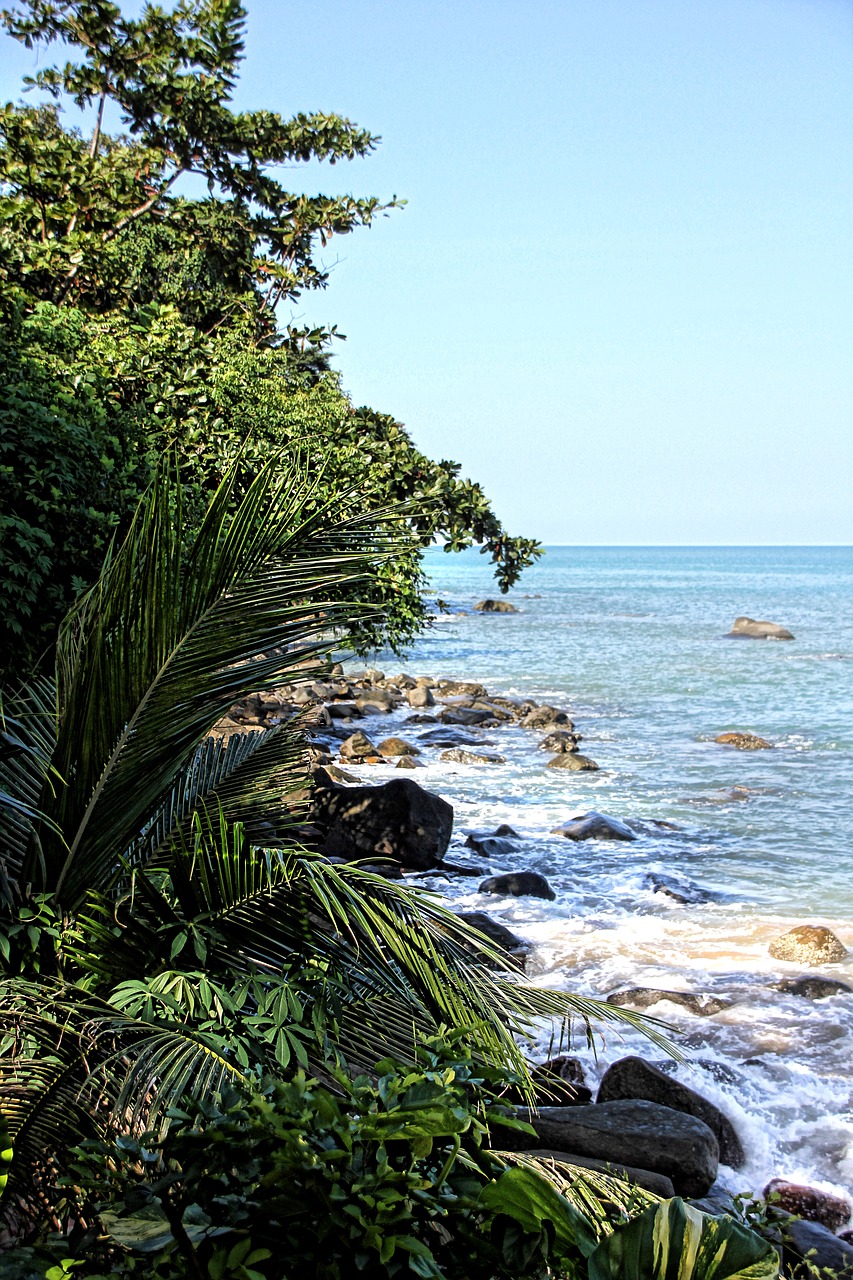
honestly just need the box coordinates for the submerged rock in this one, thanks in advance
[769,925,847,966]
[714,731,773,750]
[606,988,732,1017]
[440,748,506,765]
[546,752,600,772]
[597,1056,745,1168]
[479,871,556,901]
[465,834,518,858]
[644,873,713,904]
[725,616,795,640]
[551,812,636,841]
[772,975,853,1000]
[539,728,579,751]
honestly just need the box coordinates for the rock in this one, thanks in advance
[377,737,420,757]
[339,730,378,761]
[440,748,506,765]
[644,873,713,904]
[505,1100,719,1198]
[319,763,361,784]
[606,988,732,1017]
[521,705,571,729]
[424,860,487,877]
[726,616,795,640]
[539,729,579,752]
[439,707,497,727]
[784,1220,853,1276]
[436,681,489,698]
[414,676,436,688]
[404,714,438,725]
[769,925,847,966]
[474,599,519,613]
[523,1149,674,1198]
[419,728,487,747]
[406,685,435,709]
[456,911,530,966]
[764,1180,851,1231]
[530,1057,592,1106]
[546,753,600,771]
[772,975,853,1000]
[395,755,422,769]
[479,871,556,901]
[355,687,398,708]
[551,812,636,842]
[465,834,517,858]
[714,731,773,750]
[494,823,520,837]
[326,700,362,719]
[312,775,453,870]
[596,1056,745,1168]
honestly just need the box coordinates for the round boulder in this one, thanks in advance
[377,737,420,757]
[551,812,636,842]
[479,871,556,901]
[474,598,518,613]
[546,753,600,772]
[769,925,847,966]
[339,730,378,761]
[714,731,773,750]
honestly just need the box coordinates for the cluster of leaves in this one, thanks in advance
[0,0,540,678]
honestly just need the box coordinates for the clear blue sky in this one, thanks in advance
[2,0,851,544]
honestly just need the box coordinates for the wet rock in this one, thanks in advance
[377,737,420,757]
[440,748,506,765]
[479,871,556,901]
[436,680,489,698]
[355,686,398,708]
[404,713,438,725]
[395,755,422,769]
[494,823,520,838]
[644,873,713,904]
[546,752,600,771]
[524,1149,674,1198]
[504,1100,719,1198]
[465,834,517,858]
[522,705,571,729]
[326,700,363,719]
[606,988,732,1017]
[726,616,795,640]
[714,731,773,750]
[456,911,530,966]
[419,728,488,747]
[318,763,362,785]
[422,860,487,877]
[769,925,847,966]
[597,1056,745,1168]
[784,1220,853,1277]
[551,812,636,841]
[772,975,853,1000]
[764,1180,851,1231]
[539,728,579,752]
[530,1057,592,1106]
[439,707,497,727]
[474,598,519,613]
[339,730,378,761]
[312,775,453,870]
[406,685,435,709]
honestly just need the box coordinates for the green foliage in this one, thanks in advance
[0,0,541,676]
[586,1197,780,1280]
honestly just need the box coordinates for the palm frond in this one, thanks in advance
[0,679,62,901]
[27,456,398,905]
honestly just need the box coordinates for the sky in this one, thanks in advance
[2,0,852,545]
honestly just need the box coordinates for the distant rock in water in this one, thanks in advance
[714,731,773,750]
[644,872,713,904]
[725,616,794,640]
[440,748,506,765]
[474,598,519,613]
[552,811,636,841]
[479,871,556,901]
[768,925,847,966]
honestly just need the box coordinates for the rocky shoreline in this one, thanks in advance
[216,661,853,1272]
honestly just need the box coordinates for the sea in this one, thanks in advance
[344,545,853,1207]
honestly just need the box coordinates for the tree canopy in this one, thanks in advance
[0,0,541,676]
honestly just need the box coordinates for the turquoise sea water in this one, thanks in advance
[346,546,853,1203]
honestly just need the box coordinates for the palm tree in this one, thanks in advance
[0,456,662,1234]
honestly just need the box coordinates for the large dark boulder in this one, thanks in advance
[596,1056,745,1168]
[784,1220,853,1277]
[503,1100,719,1197]
[479,871,556,900]
[312,774,453,870]
[465,834,518,858]
[456,911,529,967]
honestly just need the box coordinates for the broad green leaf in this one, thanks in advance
[479,1164,599,1259]
[587,1197,780,1280]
